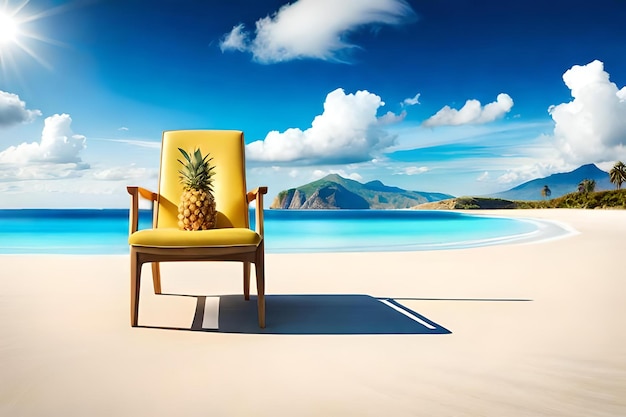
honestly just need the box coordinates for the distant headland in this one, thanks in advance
[270,174,452,209]
[270,164,626,210]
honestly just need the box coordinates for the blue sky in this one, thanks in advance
[1,0,625,207]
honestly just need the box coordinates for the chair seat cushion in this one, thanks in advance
[129,227,262,248]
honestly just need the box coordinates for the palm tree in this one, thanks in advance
[609,161,626,190]
[578,179,596,193]
[541,185,551,199]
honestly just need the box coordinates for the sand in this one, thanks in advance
[1,209,625,416]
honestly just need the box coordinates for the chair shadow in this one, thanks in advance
[139,294,451,335]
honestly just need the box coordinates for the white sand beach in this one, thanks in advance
[1,209,625,416]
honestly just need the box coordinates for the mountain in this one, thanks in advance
[488,164,612,201]
[270,174,454,209]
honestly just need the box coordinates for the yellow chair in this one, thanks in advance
[127,130,267,328]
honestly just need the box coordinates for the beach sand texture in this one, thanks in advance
[1,209,625,416]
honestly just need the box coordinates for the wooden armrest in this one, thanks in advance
[127,186,158,201]
[246,186,268,203]
[246,186,268,237]
[127,186,158,235]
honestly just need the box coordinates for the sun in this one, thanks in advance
[0,11,19,45]
[0,1,66,72]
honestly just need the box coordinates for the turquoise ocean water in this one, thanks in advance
[0,209,542,254]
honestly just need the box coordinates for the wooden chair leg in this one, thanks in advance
[130,247,142,327]
[255,243,265,328]
[151,262,162,294]
[243,261,251,300]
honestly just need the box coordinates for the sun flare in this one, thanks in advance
[0,11,19,45]
[0,1,65,72]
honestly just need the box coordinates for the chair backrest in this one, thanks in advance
[156,130,249,229]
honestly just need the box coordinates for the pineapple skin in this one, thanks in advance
[177,188,216,231]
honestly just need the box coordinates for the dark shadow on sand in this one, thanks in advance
[135,294,535,334]
[389,297,533,302]
[196,294,451,335]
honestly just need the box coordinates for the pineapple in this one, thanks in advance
[176,147,217,231]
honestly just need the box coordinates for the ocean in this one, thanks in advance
[0,209,542,254]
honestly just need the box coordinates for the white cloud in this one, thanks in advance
[548,60,626,164]
[477,171,489,181]
[102,139,161,149]
[423,93,514,127]
[118,126,129,131]
[0,114,89,182]
[0,113,86,164]
[402,93,421,106]
[220,23,248,52]
[400,166,429,175]
[92,166,157,181]
[0,90,42,127]
[0,163,87,181]
[497,171,520,184]
[219,0,415,63]
[378,110,407,125]
[246,88,400,163]
[496,161,565,185]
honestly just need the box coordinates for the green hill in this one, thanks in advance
[271,174,454,209]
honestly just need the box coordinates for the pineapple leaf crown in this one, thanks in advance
[177,147,215,193]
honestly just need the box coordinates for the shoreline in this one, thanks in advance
[1,209,625,416]
[0,208,595,256]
